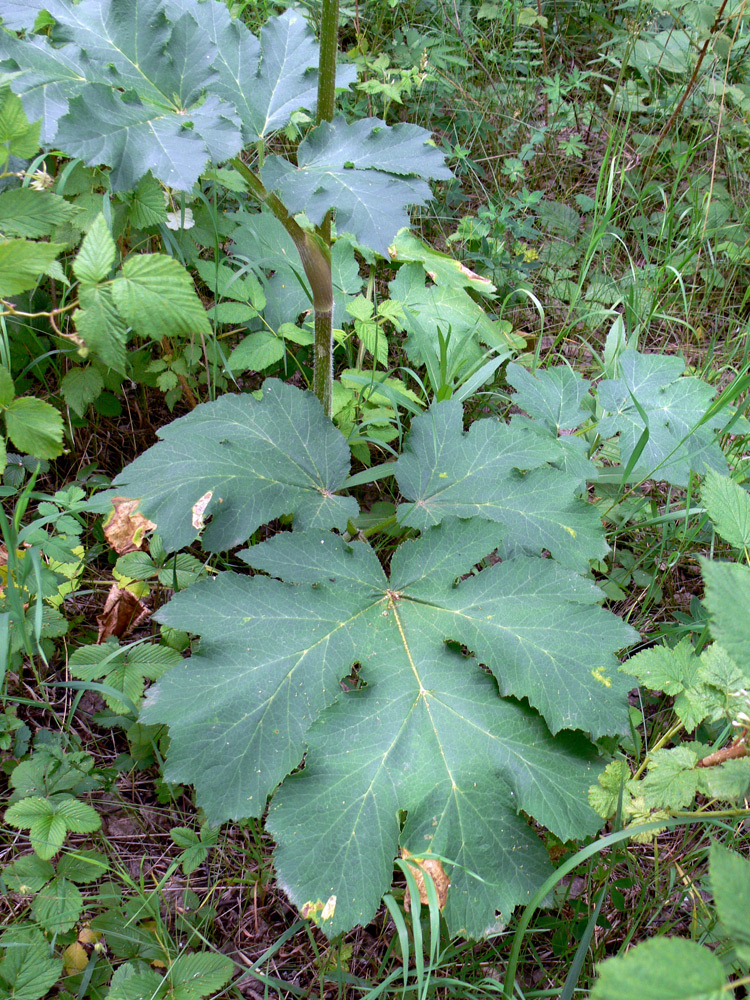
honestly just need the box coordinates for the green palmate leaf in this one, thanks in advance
[70,639,181,713]
[0,239,64,297]
[230,210,360,331]
[73,213,116,284]
[73,283,128,373]
[506,362,592,432]
[144,520,629,936]
[0,87,41,164]
[597,349,727,486]
[709,841,750,964]
[262,116,452,254]
[195,259,265,306]
[1,0,243,190]
[0,36,87,144]
[702,470,750,550]
[0,927,63,1000]
[701,558,750,671]
[0,1,57,29]
[31,876,83,933]
[0,189,79,239]
[0,1,355,188]
[60,366,104,417]
[56,85,240,192]
[4,397,64,460]
[111,254,211,339]
[164,1,354,142]
[394,399,609,572]
[591,938,726,1000]
[226,7,319,141]
[110,380,358,552]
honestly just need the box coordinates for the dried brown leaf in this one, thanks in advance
[401,848,450,911]
[97,584,150,641]
[104,497,156,554]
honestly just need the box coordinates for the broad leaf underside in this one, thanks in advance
[143,521,633,936]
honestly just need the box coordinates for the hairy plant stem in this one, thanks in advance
[311,0,340,414]
[230,157,333,414]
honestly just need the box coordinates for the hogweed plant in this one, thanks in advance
[1,0,747,939]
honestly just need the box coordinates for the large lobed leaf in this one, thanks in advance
[110,379,358,552]
[143,520,634,936]
[394,399,607,572]
[0,0,355,190]
[597,349,727,485]
[262,116,452,254]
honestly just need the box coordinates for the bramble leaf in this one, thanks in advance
[0,189,79,239]
[4,397,64,460]
[111,254,211,339]
[701,558,750,671]
[591,938,726,1000]
[0,239,64,297]
[73,213,116,284]
[702,470,750,551]
[709,842,750,964]
[60,367,104,418]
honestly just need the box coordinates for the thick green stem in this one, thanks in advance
[317,0,340,127]
[311,0,340,412]
[229,2,340,417]
[230,157,333,414]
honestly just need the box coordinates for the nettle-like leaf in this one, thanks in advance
[142,520,630,936]
[702,558,750,671]
[597,349,727,485]
[0,0,354,191]
[591,937,726,1000]
[702,469,750,551]
[110,379,359,552]
[393,399,607,572]
[262,116,453,254]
